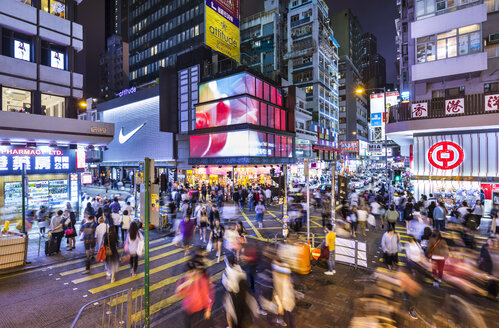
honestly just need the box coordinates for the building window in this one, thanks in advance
[41,94,65,117]
[484,82,499,93]
[2,87,31,113]
[486,44,499,58]
[416,24,480,62]
[486,0,499,12]
[432,89,445,98]
[41,0,66,19]
[290,15,299,23]
[18,0,32,5]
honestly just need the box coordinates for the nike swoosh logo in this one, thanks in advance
[118,123,146,144]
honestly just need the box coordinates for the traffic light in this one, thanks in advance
[270,168,275,177]
[393,170,402,182]
[227,171,232,179]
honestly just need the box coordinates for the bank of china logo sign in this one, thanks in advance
[427,141,464,170]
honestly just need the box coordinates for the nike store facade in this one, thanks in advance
[96,85,176,184]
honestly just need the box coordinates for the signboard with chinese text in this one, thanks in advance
[0,146,76,176]
[369,91,399,114]
[485,94,499,112]
[70,173,79,203]
[81,173,93,184]
[411,102,428,118]
[205,0,240,62]
[340,141,359,154]
[445,98,465,115]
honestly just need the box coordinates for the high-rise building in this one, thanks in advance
[0,0,84,118]
[361,33,386,89]
[330,8,363,70]
[105,0,129,42]
[240,0,288,83]
[338,56,368,142]
[0,0,114,225]
[389,0,499,201]
[128,0,206,85]
[99,35,129,99]
[286,0,340,160]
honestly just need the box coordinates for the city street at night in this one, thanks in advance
[1,0,499,327]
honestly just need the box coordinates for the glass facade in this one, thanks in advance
[1,87,31,113]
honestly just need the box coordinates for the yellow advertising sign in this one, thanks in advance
[205,5,240,62]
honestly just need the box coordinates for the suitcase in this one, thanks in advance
[45,238,58,256]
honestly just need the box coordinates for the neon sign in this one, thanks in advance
[0,146,76,175]
[427,141,464,170]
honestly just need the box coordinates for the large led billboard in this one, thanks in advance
[205,0,240,62]
[199,73,255,103]
[190,131,292,158]
[196,97,259,128]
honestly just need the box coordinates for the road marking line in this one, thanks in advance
[106,257,223,303]
[84,254,191,292]
[60,242,175,276]
[266,211,282,223]
[130,271,224,323]
[240,210,263,240]
[71,248,183,285]
[0,238,165,281]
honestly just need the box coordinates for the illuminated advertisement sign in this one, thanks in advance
[196,96,259,128]
[205,0,240,62]
[199,73,254,103]
[0,146,76,175]
[81,172,93,184]
[14,40,30,61]
[50,50,64,69]
[340,141,359,153]
[413,132,499,177]
[208,0,239,21]
[370,91,399,114]
[190,131,292,158]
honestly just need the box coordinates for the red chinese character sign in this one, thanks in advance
[411,102,428,118]
[485,94,499,112]
[445,98,465,115]
[427,141,464,170]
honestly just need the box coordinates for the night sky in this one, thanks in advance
[241,0,398,84]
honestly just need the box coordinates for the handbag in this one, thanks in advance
[320,242,330,260]
[137,236,144,256]
[96,245,106,262]
[105,228,112,257]
[427,239,441,259]
[65,228,74,236]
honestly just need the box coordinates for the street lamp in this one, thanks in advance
[355,86,391,205]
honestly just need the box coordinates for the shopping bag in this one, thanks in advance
[137,239,144,256]
[173,233,182,245]
[96,245,106,263]
[121,254,131,265]
[206,241,213,252]
[367,214,376,227]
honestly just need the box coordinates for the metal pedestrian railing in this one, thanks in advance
[71,284,145,328]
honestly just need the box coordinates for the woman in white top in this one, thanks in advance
[121,210,132,243]
[357,205,369,237]
[126,221,143,277]
[95,217,109,249]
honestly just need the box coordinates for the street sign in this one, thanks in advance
[139,162,144,172]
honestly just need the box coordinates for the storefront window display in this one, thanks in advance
[412,180,481,208]
[41,94,65,118]
[2,87,31,113]
[186,166,281,187]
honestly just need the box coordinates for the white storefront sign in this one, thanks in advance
[411,102,428,118]
[445,98,465,115]
[485,94,499,112]
[412,131,499,178]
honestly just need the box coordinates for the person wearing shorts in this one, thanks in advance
[80,215,97,274]
[209,218,224,263]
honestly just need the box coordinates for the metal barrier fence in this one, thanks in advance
[335,237,367,269]
[71,284,144,328]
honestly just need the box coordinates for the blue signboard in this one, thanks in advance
[0,146,76,176]
[371,113,382,127]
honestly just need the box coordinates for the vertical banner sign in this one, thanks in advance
[205,0,240,62]
[485,94,499,111]
[445,98,465,115]
[411,102,428,118]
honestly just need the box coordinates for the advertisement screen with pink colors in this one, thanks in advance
[196,97,259,128]
[199,73,256,103]
[190,131,292,158]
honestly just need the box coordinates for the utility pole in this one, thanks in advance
[21,163,26,234]
[331,161,336,227]
[304,159,310,243]
[144,158,151,327]
[283,164,288,216]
